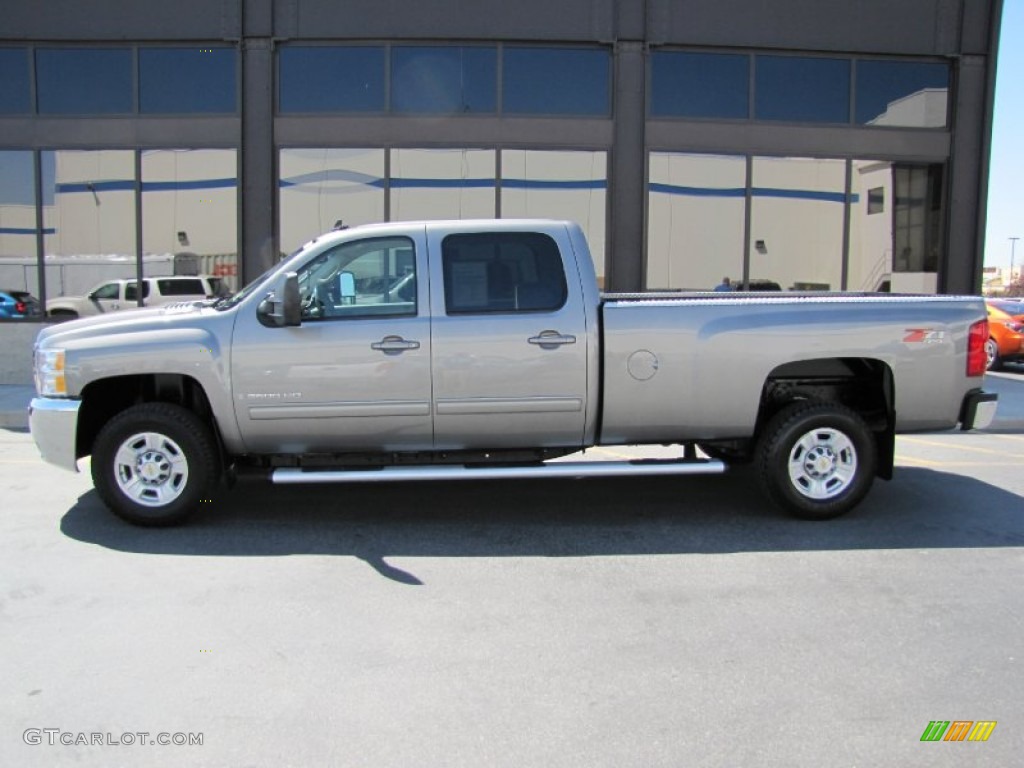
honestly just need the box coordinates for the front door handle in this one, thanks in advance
[528,330,577,347]
[371,335,421,353]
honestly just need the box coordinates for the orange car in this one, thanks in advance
[985,302,1024,370]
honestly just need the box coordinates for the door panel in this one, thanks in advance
[428,226,588,450]
[231,229,433,453]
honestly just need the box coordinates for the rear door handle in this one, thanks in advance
[528,331,577,347]
[371,335,421,353]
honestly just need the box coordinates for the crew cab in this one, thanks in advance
[29,220,997,525]
[46,275,229,319]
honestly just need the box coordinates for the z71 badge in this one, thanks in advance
[903,329,947,343]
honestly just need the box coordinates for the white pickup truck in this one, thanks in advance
[30,220,997,526]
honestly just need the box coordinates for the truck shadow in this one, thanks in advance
[59,466,1024,584]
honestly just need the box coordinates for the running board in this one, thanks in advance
[272,458,726,485]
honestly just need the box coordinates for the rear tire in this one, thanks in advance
[91,403,220,526]
[985,338,1002,371]
[756,401,876,520]
[49,310,78,321]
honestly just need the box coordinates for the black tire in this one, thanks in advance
[756,401,876,520]
[49,310,78,321]
[91,403,220,526]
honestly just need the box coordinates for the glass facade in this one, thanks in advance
[142,149,239,291]
[0,35,972,321]
[279,149,386,253]
[36,48,134,114]
[391,149,496,221]
[139,48,236,114]
[391,46,497,114]
[278,46,385,113]
[750,156,846,290]
[755,55,850,123]
[502,47,610,116]
[855,60,949,127]
[0,151,40,305]
[42,150,137,301]
[0,48,30,114]
[501,150,607,284]
[647,153,746,290]
[650,52,749,119]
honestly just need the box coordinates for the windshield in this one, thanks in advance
[212,240,318,311]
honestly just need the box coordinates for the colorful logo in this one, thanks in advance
[920,721,997,742]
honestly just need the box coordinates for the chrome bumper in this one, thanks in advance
[29,397,81,472]
[960,390,998,431]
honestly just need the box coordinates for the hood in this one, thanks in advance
[35,302,214,348]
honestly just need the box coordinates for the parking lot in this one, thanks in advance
[1,371,1022,767]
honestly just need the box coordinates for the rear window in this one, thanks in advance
[157,278,206,296]
[442,232,567,314]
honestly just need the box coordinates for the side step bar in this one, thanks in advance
[272,458,726,485]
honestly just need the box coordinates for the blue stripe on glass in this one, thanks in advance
[56,178,238,194]
[651,182,858,204]
[0,227,56,235]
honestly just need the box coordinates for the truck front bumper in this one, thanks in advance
[959,390,998,431]
[29,397,81,472]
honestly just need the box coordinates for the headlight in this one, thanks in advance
[35,348,67,397]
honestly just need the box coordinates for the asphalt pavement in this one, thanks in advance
[1,367,1022,767]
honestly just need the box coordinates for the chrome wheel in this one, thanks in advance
[985,338,999,370]
[113,431,190,507]
[786,427,858,501]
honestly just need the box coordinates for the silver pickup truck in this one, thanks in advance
[29,219,997,526]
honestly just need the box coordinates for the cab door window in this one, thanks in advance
[296,236,417,320]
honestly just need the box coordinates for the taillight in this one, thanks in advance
[15,301,26,313]
[967,319,988,377]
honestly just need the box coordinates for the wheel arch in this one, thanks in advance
[755,357,895,480]
[76,374,226,463]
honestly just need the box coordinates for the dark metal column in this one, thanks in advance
[946,54,989,294]
[606,40,646,292]
[240,36,276,282]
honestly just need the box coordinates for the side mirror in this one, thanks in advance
[339,271,356,305]
[257,272,301,328]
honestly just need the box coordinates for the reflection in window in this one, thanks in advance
[647,153,746,290]
[278,46,385,113]
[750,156,846,290]
[140,47,237,114]
[297,236,416,320]
[503,47,610,116]
[867,187,884,215]
[442,232,567,314]
[36,48,133,114]
[849,160,943,293]
[650,52,749,119]
[279,149,385,253]
[755,56,850,123]
[855,60,949,127]
[42,150,138,299]
[501,149,607,284]
[0,48,30,114]
[142,150,239,291]
[392,47,496,114]
[0,151,40,313]
[390,149,496,222]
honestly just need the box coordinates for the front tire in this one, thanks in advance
[756,401,876,520]
[91,403,220,526]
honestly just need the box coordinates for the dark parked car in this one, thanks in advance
[0,289,42,319]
